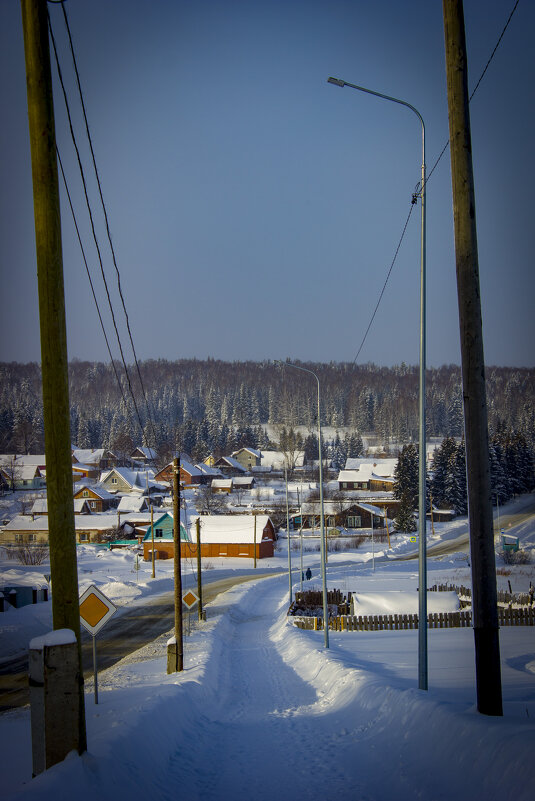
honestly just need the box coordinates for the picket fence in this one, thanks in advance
[428,583,534,608]
[291,606,535,632]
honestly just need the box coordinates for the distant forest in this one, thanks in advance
[1,360,534,465]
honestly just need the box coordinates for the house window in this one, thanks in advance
[28,534,36,543]
[90,501,96,509]
[347,515,361,528]
[342,482,347,489]
[83,490,89,497]
[80,533,88,542]
[111,478,118,484]
[15,534,23,543]
[155,528,163,538]
[327,516,336,527]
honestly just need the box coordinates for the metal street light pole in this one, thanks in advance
[276,360,329,648]
[327,77,427,688]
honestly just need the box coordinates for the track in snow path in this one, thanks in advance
[167,575,371,801]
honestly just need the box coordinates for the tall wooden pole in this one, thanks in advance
[21,0,86,751]
[172,457,183,671]
[443,0,502,715]
[196,517,203,621]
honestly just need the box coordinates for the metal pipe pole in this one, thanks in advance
[285,465,292,605]
[327,76,426,686]
[277,361,329,648]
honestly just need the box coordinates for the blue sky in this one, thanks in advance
[1,0,533,368]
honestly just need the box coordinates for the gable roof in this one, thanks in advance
[195,515,273,543]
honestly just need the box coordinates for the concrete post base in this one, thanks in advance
[29,631,83,776]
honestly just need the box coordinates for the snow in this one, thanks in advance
[1,493,534,800]
[350,590,460,615]
[29,629,77,649]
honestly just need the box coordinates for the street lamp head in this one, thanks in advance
[327,77,345,87]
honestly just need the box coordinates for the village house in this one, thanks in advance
[99,467,164,495]
[0,512,151,545]
[142,512,276,560]
[154,459,205,487]
[130,446,157,465]
[213,456,247,476]
[231,447,262,470]
[73,484,118,513]
[72,449,116,473]
[290,501,391,531]
[31,498,92,516]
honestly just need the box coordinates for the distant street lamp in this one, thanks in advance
[276,360,329,648]
[327,77,427,688]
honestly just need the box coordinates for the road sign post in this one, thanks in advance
[79,586,117,704]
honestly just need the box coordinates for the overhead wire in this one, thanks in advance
[56,146,128,409]
[47,12,146,441]
[47,3,160,457]
[58,1,160,452]
[350,0,521,365]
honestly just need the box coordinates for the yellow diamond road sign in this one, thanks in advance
[79,585,117,635]
[182,590,199,609]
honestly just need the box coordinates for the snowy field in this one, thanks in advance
[1,494,535,800]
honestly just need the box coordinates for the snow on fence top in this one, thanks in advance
[350,591,460,617]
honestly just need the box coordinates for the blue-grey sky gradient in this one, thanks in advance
[1,0,533,368]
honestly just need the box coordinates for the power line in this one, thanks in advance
[56,146,128,409]
[351,0,521,365]
[47,10,146,439]
[58,1,159,452]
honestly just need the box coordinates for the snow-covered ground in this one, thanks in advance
[1,494,535,800]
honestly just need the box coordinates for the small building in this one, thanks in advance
[141,511,190,560]
[233,476,256,491]
[99,467,164,495]
[213,456,247,477]
[130,446,157,465]
[211,478,233,493]
[142,513,276,560]
[154,460,204,487]
[231,447,262,470]
[31,498,92,516]
[72,449,116,473]
[74,484,118,513]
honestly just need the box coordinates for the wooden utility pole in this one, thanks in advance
[196,517,203,620]
[443,0,502,715]
[171,457,183,671]
[21,0,87,754]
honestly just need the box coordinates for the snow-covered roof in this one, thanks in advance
[2,513,151,532]
[131,446,157,460]
[233,476,255,487]
[344,458,397,478]
[72,449,107,466]
[211,479,233,490]
[232,447,262,458]
[218,456,246,472]
[75,484,117,500]
[194,515,273,543]
[196,463,223,477]
[100,467,162,491]
[117,495,148,512]
[260,450,305,469]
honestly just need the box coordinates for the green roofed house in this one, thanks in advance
[142,511,189,560]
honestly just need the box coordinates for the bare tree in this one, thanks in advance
[195,485,228,515]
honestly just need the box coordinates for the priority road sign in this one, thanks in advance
[182,589,199,610]
[79,585,117,635]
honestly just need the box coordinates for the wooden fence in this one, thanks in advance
[428,583,534,608]
[291,606,535,632]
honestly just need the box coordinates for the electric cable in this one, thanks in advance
[351,0,521,365]
[48,10,147,442]
[58,1,160,452]
[56,146,128,409]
